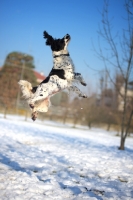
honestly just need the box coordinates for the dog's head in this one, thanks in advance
[43,31,71,52]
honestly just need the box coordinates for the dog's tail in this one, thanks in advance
[18,80,33,99]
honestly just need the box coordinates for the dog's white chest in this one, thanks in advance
[53,56,75,81]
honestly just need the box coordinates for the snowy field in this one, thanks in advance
[0,116,133,200]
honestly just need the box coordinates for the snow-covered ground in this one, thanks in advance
[0,116,133,200]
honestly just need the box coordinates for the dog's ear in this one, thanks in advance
[43,31,54,46]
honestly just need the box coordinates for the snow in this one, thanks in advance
[0,116,133,200]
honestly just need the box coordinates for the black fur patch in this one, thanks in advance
[31,86,38,93]
[40,69,65,85]
[43,31,70,52]
[40,76,50,84]
[75,73,81,76]
[49,68,65,79]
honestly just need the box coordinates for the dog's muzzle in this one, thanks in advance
[65,34,71,42]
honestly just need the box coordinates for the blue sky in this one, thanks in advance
[0,0,126,90]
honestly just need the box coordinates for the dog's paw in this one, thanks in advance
[31,111,38,121]
[79,94,88,98]
[83,94,88,98]
[83,95,88,98]
[81,81,87,86]
[29,104,34,109]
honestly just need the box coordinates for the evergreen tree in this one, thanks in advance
[0,52,37,109]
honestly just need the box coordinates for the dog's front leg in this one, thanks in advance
[68,85,88,98]
[74,73,87,86]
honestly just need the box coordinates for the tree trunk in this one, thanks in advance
[25,110,28,121]
[119,109,133,150]
[63,109,68,124]
[88,121,92,129]
[4,106,7,119]
[125,109,133,139]
[107,122,111,131]
[119,137,125,150]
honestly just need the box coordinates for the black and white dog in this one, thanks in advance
[19,31,87,120]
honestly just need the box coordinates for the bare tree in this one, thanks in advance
[94,0,133,149]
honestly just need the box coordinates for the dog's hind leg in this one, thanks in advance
[30,76,68,106]
[74,73,87,86]
[30,98,50,121]
[68,85,88,98]
[31,111,38,121]
[30,90,49,107]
